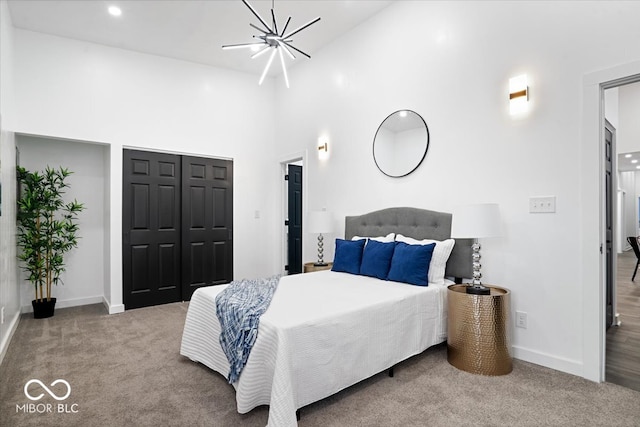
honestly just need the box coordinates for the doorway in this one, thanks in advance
[122,149,233,309]
[602,78,640,391]
[280,156,305,275]
[286,164,303,274]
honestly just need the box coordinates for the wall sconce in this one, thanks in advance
[318,139,329,160]
[509,74,529,115]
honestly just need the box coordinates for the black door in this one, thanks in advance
[123,150,182,309]
[605,121,614,330]
[181,156,233,300]
[123,150,234,309]
[287,164,303,274]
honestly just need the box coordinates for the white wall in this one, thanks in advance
[0,0,20,365]
[275,1,640,378]
[604,87,619,130]
[619,171,636,247]
[617,82,640,153]
[16,135,106,311]
[0,129,19,363]
[12,29,280,313]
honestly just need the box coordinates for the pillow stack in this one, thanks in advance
[331,233,455,286]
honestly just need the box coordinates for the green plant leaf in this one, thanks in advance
[16,166,85,298]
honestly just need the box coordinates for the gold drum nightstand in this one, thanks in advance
[447,284,512,376]
[303,262,333,273]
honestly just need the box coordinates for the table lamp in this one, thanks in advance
[307,211,334,266]
[451,203,502,295]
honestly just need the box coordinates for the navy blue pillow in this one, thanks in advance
[360,240,396,280]
[331,239,366,275]
[387,242,436,286]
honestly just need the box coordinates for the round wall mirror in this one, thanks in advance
[373,110,429,178]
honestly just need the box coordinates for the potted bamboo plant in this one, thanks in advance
[16,166,85,318]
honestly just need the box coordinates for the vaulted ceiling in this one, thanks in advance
[7,0,392,77]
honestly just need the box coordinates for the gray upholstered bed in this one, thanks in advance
[181,207,473,427]
[345,207,473,280]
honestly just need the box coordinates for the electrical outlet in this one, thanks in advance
[516,311,527,329]
[529,196,556,213]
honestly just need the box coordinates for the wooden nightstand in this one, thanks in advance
[447,284,512,376]
[303,262,333,273]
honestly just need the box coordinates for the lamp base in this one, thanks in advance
[313,262,328,267]
[466,285,491,295]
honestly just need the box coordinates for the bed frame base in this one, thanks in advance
[295,365,397,421]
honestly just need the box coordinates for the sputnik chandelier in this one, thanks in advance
[222,0,321,88]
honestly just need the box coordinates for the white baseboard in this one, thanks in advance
[21,295,104,313]
[512,345,585,379]
[102,296,125,314]
[0,310,21,366]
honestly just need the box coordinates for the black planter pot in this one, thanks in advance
[32,298,56,319]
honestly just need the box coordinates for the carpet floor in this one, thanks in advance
[1,302,639,427]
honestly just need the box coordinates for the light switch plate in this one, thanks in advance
[529,196,556,213]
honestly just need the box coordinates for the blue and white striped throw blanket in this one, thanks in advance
[215,275,280,384]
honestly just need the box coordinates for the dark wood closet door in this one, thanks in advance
[123,150,182,309]
[181,156,234,301]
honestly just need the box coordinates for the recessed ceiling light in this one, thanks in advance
[625,154,633,158]
[632,160,638,164]
[108,6,122,17]
[636,165,640,169]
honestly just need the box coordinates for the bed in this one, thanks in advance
[180,207,472,427]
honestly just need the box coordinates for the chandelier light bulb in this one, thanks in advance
[259,49,278,86]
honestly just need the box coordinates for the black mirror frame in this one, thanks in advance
[372,109,430,178]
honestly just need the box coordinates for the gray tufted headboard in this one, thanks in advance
[344,207,473,280]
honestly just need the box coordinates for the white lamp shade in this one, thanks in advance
[451,203,502,238]
[307,211,334,234]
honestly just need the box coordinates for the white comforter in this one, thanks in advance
[180,270,448,427]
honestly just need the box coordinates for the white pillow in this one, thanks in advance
[352,232,395,243]
[395,234,455,285]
